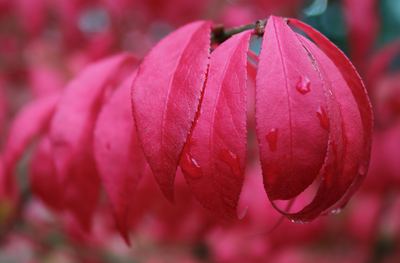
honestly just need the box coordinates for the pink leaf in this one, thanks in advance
[132,21,212,203]
[3,94,60,169]
[0,94,59,210]
[342,0,380,72]
[29,135,63,211]
[271,34,364,222]
[28,65,66,98]
[365,40,400,94]
[0,77,7,139]
[256,16,329,201]
[93,72,146,246]
[180,30,251,220]
[50,54,137,230]
[288,18,373,213]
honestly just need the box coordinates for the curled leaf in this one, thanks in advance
[180,30,251,220]
[3,94,60,170]
[1,94,60,202]
[256,16,329,201]
[93,72,146,245]
[29,135,62,211]
[288,18,373,214]
[132,21,212,203]
[271,34,364,223]
[50,54,137,230]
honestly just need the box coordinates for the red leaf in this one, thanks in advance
[0,78,7,138]
[29,135,63,211]
[50,54,137,230]
[28,65,65,98]
[132,21,212,203]
[255,16,329,201]
[288,18,373,213]
[372,73,400,125]
[3,94,60,170]
[342,0,380,72]
[93,72,146,246]
[270,34,364,223]
[180,30,251,220]
[365,40,400,94]
[0,94,59,211]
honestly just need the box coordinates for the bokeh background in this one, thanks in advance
[1,0,400,262]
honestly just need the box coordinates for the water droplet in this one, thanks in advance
[358,161,368,175]
[317,106,329,130]
[263,162,280,184]
[265,128,279,152]
[328,208,341,215]
[181,152,203,179]
[291,220,308,225]
[238,206,248,220]
[296,76,311,94]
[218,149,242,179]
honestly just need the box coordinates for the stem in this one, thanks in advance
[211,18,268,44]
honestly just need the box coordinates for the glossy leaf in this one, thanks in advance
[180,30,251,220]
[50,54,137,230]
[132,21,212,203]
[271,34,364,223]
[93,72,146,245]
[288,18,373,213]
[255,16,329,201]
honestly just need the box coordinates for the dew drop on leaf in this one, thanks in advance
[358,161,368,175]
[316,106,330,130]
[328,208,342,215]
[238,206,248,220]
[296,75,311,94]
[181,152,203,179]
[218,149,242,179]
[265,128,279,152]
[291,219,309,225]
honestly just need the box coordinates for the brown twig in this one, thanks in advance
[211,18,268,44]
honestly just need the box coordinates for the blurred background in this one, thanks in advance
[1,0,400,262]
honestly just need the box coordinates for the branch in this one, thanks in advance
[211,18,268,44]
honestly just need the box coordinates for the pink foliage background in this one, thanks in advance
[0,0,400,262]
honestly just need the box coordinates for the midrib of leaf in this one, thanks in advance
[209,33,247,212]
[160,24,206,163]
[274,20,293,197]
